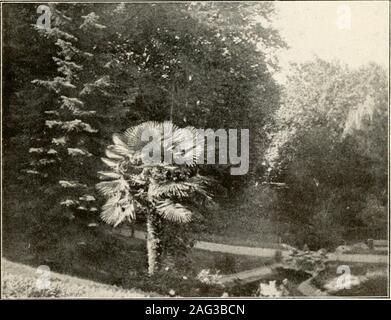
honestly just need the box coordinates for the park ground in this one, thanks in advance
[2,216,388,298]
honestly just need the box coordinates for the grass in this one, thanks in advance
[2,185,387,298]
[342,248,388,255]
[195,202,285,248]
[134,215,283,249]
[3,217,274,298]
[4,220,388,297]
[333,276,388,296]
[190,248,273,275]
[197,232,282,249]
[2,259,155,299]
[312,262,389,297]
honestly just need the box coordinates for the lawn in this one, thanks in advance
[312,262,389,297]
[133,215,283,249]
[190,248,273,275]
[195,204,285,249]
[2,259,156,298]
[3,219,388,298]
[2,219,273,298]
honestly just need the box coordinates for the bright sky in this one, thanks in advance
[272,1,389,80]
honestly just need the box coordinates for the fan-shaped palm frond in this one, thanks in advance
[98,171,122,179]
[105,149,124,160]
[148,180,192,199]
[111,121,204,167]
[147,177,213,200]
[185,174,216,199]
[96,178,128,196]
[100,187,136,227]
[155,199,193,223]
[101,157,120,169]
[108,133,135,158]
[159,124,204,166]
[173,126,204,165]
[122,121,162,151]
[125,174,147,187]
[101,199,136,227]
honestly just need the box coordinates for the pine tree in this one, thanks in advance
[28,5,108,221]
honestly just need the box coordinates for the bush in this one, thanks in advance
[357,194,387,236]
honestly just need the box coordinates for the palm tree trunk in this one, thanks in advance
[146,211,162,275]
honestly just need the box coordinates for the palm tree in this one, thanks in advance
[96,121,214,275]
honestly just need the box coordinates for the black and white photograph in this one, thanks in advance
[1,0,389,300]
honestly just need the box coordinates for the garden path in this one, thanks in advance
[116,228,388,264]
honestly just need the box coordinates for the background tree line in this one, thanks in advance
[262,59,388,248]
